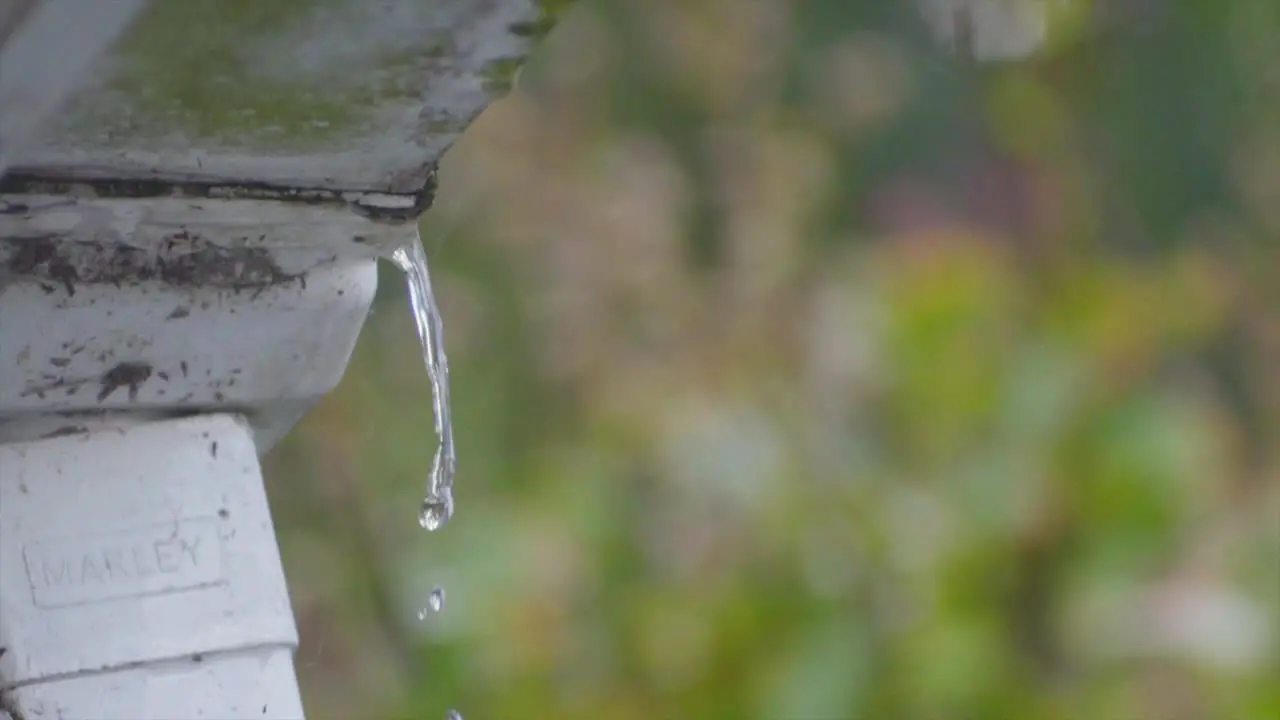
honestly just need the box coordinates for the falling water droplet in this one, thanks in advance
[417,586,446,619]
[391,231,457,533]
[444,710,463,720]
[418,490,453,532]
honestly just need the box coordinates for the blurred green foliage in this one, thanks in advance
[264,1,1279,718]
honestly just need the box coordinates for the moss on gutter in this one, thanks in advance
[56,0,532,151]
[509,0,578,41]
[93,0,357,148]
[480,56,527,94]
[40,0,574,164]
[491,0,579,92]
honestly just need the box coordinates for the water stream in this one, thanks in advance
[390,231,457,533]
[390,231,462,720]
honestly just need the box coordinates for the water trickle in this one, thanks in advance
[416,586,446,619]
[390,231,457,533]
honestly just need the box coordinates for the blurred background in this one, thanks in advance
[264,1,1279,718]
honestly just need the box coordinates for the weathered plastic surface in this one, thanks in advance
[0,0,149,175]
[0,415,305,719]
[0,3,541,716]
[0,0,544,446]
[0,233,382,449]
[1,0,542,207]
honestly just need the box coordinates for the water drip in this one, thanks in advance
[390,231,457,532]
[416,586,445,619]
